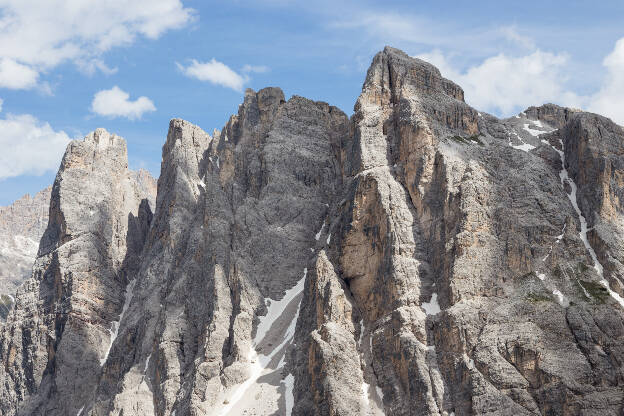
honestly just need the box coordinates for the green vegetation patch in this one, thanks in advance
[526,292,552,303]
[578,280,610,303]
[517,271,536,280]
[577,262,589,274]
[0,294,14,320]
[449,133,485,146]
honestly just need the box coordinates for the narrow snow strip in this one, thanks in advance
[577,278,592,299]
[549,139,624,307]
[77,406,84,416]
[255,269,306,345]
[144,354,151,374]
[217,269,306,416]
[101,279,136,365]
[283,373,295,416]
[421,293,441,315]
[556,223,566,242]
[358,319,365,346]
[361,381,371,407]
[508,132,535,152]
[326,233,331,245]
[315,222,324,240]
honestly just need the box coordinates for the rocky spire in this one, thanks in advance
[2,48,624,416]
[0,129,155,416]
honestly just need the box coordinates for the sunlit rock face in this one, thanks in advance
[0,186,51,319]
[2,47,624,416]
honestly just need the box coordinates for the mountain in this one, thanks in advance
[1,47,624,415]
[0,170,155,322]
[0,186,51,319]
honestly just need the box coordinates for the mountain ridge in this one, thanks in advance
[1,46,623,416]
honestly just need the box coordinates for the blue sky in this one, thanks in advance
[0,0,623,205]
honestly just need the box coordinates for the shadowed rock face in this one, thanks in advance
[2,47,624,416]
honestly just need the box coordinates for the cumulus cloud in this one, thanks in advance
[76,59,119,76]
[589,37,624,125]
[416,37,624,125]
[91,86,156,120]
[177,59,248,91]
[0,58,39,90]
[416,50,583,115]
[0,114,71,180]
[0,0,194,88]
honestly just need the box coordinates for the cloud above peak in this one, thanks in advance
[0,0,195,89]
[177,59,249,91]
[417,49,582,115]
[588,38,624,126]
[0,114,71,180]
[416,36,624,126]
[91,86,156,120]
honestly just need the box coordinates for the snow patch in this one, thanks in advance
[523,123,544,137]
[326,233,331,245]
[217,268,307,415]
[536,273,546,281]
[549,139,624,307]
[283,373,295,416]
[375,385,385,405]
[315,222,324,240]
[77,406,84,416]
[508,132,535,152]
[255,269,306,344]
[361,381,371,407]
[101,279,136,366]
[421,293,441,315]
[552,289,569,307]
[144,354,151,374]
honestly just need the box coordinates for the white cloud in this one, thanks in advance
[498,26,535,50]
[76,59,119,76]
[417,50,583,115]
[0,114,71,180]
[91,86,156,120]
[0,58,39,89]
[177,59,248,91]
[589,37,624,125]
[0,0,194,88]
[242,64,270,74]
[0,98,3,112]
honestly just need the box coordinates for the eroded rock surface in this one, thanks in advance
[0,129,155,416]
[2,47,624,416]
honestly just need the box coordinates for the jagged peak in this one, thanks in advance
[362,46,465,103]
[83,127,126,151]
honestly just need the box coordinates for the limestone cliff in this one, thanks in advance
[0,186,51,319]
[1,47,624,416]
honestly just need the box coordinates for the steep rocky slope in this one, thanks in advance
[1,47,624,416]
[0,171,155,321]
[0,186,51,318]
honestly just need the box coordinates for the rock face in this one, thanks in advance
[0,171,155,322]
[0,186,51,318]
[2,47,624,416]
[0,129,156,415]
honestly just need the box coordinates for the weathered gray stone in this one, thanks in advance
[2,47,624,416]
